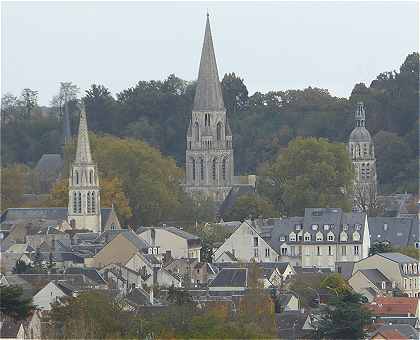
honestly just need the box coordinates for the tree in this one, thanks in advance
[320,273,351,295]
[223,193,278,221]
[83,84,116,133]
[1,164,27,211]
[313,291,371,339]
[221,72,249,114]
[369,242,393,256]
[261,137,353,216]
[167,285,193,305]
[0,285,34,320]
[51,82,79,118]
[20,88,38,119]
[1,93,22,122]
[13,260,31,274]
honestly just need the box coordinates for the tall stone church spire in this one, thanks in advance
[67,108,101,232]
[193,14,225,112]
[185,14,234,203]
[348,102,377,211]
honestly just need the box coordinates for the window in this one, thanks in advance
[327,233,334,241]
[323,224,329,231]
[381,281,386,290]
[290,246,296,257]
[253,237,259,247]
[305,247,310,256]
[222,158,226,181]
[75,170,79,185]
[404,278,407,289]
[77,192,82,213]
[341,246,347,256]
[413,264,417,274]
[216,122,222,141]
[289,232,296,242]
[281,247,287,256]
[355,224,361,231]
[304,233,311,241]
[87,192,91,213]
[89,170,93,184]
[354,245,359,255]
[343,224,349,231]
[317,246,321,256]
[212,159,216,181]
[194,122,199,142]
[312,224,318,231]
[328,246,332,256]
[200,159,204,180]
[73,192,78,213]
[353,231,360,241]
[295,224,302,231]
[316,232,323,242]
[91,192,96,213]
[279,236,286,242]
[298,234,303,241]
[254,248,259,257]
[192,158,196,181]
[265,248,270,257]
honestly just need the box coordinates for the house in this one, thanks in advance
[0,317,26,339]
[370,324,419,340]
[367,297,419,320]
[349,269,393,301]
[87,230,152,268]
[208,268,247,296]
[368,216,419,248]
[214,250,238,263]
[124,287,160,310]
[137,226,202,261]
[214,208,370,269]
[276,311,312,339]
[32,281,69,310]
[0,252,32,274]
[23,310,42,339]
[352,253,420,297]
[276,293,299,312]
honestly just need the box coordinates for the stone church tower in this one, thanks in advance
[348,102,377,210]
[67,108,101,232]
[185,14,234,202]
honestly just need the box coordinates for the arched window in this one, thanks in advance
[212,159,216,181]
[75,170,79,185]
[200,159,204,180]
[91,192,96,213]
[222,158,226,181]
[194,122,199,142]
[87,192,91,213]
[192,158,196,181]
[89,170,93,184]
[217,122,222,141]
[73,192,78,213]
[77,192,82,213]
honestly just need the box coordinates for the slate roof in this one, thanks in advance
[38,252,84,263]
[125,288,159,307]
[335,261,355,280]
[358,269,391,289]
[349,126,372,142]
[378,252,417,264]
[64,268,106,286]
[218,185,256,218]
[208,268,247,288]
[34,154,63,179]
[1,208,113,229]
[193,15,225,112]
[368,217,418,247]
[372,324,419,340]
[276,311,311,339]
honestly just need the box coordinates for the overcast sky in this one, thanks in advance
[2,1,418,105]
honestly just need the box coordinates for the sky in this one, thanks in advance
[2,1,418,106]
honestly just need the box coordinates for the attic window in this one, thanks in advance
[327,234,334,241]
[397,232,403,236]
[279,236,286,242]
[311,224,318,231]
[323,225,329,231]
[355,224,361,231]
[343,224,349,231]
[304,233,311,242]
[295,224,302,231]
[383,224,388,231]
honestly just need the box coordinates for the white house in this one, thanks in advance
[32,281,68,311]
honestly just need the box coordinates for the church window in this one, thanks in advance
[75,170,79,185]
[222,158,226,181]
[216,122,222,141]
[73,192,78,213]
[77,192,82,213]
[89,170,93,184]
[192,158,196,181]
[87,192,91,213]
[91,192,96,213]
[194,122,199,142]
[200,159,204,180]
[204,114,211,127]
[212,159,216,181]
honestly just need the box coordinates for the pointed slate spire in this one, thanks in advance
[193,14,225,112]
[75,108,92,163]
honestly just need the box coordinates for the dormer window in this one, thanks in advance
[343,224,349,231]
[355,224,361,231]
[289,232,296,242]
[408,264,412,274]
[316,231,323,242]
[311,224,318,231]
[295,224,302,231]
[304,232,311,242]
[353,231,360,241]
[340,231,348,242]
[413,264,418,274]
[327,232,335,241]
[279,236,286,242]
[381,281,386,290]
[403,264,407,274]
[323,224,329,231]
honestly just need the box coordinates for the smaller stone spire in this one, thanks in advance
[75,108,92,164]
[355,102,366,128]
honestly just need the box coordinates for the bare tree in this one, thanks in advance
[50,82,79,118]
[353,183,380,215]
[20,88,38,119]
[1,93,21,122]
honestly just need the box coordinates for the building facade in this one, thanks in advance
[185,15,234,202]
[67,109,101,232]
[348,102,377,210]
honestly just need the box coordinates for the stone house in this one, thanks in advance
[352,253,420,297]
[214,208,370,269]
[137,226,202,261]
[348,269,393,302]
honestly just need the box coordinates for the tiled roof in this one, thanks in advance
[368,297,418,316]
